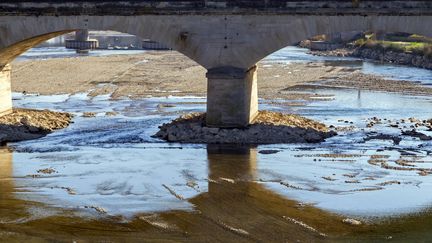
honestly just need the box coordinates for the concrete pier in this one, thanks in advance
[206,66,258,128]
[65,30,98,53]
[0,65,12,116]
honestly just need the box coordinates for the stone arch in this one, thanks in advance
[0,15,208,68]
[249,15,432,66]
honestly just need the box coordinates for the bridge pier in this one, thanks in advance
[0,64,12,116]
[206,66,258,128]
[65,29,98,54]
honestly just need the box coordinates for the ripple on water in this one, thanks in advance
[4,89,432,219]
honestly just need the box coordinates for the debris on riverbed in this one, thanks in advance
[283,216,327,238]
[153,111,337,144]
[258,150,280,154]
[82,112,96,118]
[364,133,402,145]
[84,205,107,214]
[342,218,362,226]
[37,168,57,174]
[0,108,73,144]
[105,111,118,116]
[402,129,432,140]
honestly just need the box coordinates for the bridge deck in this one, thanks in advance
[0,1,431,16]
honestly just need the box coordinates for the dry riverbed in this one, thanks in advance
[11,51,432,99]
[11,51,348,99]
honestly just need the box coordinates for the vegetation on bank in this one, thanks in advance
[353,33,432,58]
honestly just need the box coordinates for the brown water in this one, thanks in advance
[3,145,432,242]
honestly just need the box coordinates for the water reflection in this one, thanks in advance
[3,145,432,241]
[0,147,15,219]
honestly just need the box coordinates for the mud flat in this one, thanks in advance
[153,111,336,144]
[0,108,72,144]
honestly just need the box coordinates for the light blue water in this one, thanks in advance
[15,47,146,61]
[267,46,432,85]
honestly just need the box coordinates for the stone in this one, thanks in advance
[258,150,280,154]
[154,111,337,144]
[342,218,362,226]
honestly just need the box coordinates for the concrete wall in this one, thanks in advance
[0,65,12,116]
[206,66,258,127]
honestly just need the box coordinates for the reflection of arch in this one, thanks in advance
[0,148,27,222]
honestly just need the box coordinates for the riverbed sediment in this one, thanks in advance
[0,108,72,144]
[153,111,337,144]
[11,51,432,99]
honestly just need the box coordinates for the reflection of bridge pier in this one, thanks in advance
[207,144,257,197]
[180,145,338,241]
[65,30,98,54]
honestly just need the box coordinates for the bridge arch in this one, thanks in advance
[0,16,204,68]
[250,15,432,66]
[1,14,432,127]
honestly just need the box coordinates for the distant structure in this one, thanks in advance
[310,31,364,51]
[65,30,99,53]
[142,39,170,50]
[63,31,168,50]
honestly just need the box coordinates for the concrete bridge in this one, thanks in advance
[1,1,432,127]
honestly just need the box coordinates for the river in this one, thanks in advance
[2,46,432,242]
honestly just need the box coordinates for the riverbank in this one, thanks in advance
[0,108,72,144]
[309,43,432,70]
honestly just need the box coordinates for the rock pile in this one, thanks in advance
[153,111,337,144]
[0,108,73,144]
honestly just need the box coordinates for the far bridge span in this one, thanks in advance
[0,0,432,127]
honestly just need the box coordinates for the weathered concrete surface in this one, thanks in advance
[206,66,258,127]
[0,65,12,116]
[0,1,431,16]
[2,15,432,70]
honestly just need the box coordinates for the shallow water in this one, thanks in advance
[15,47,146,61]
[2,47,432,241]
[268,46,432,84]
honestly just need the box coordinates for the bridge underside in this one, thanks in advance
[0,14,432,127]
